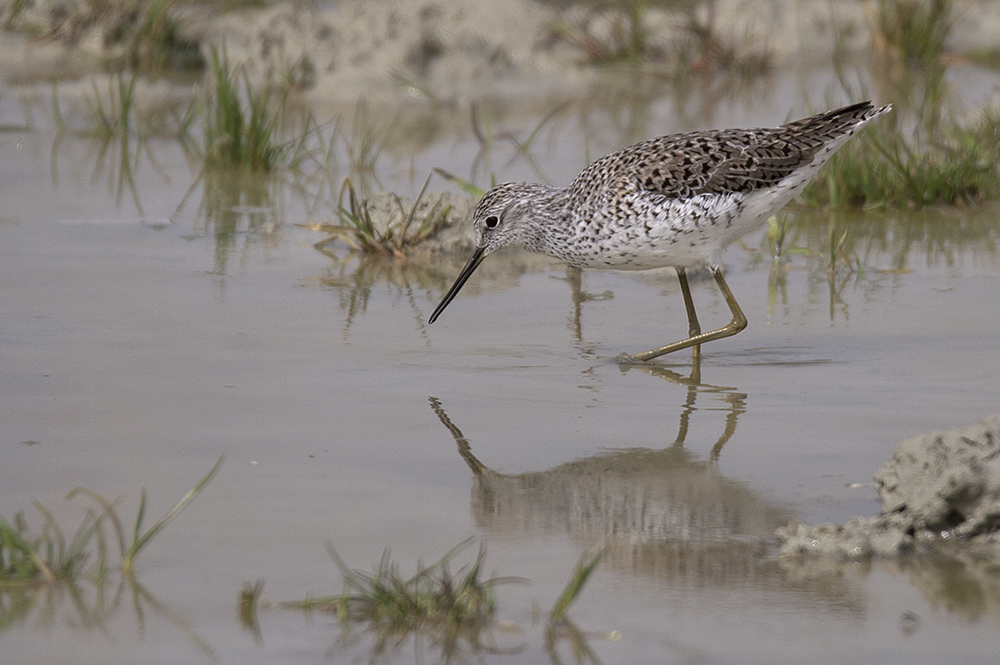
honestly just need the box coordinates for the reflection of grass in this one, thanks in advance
[0,572,214,654]
[174,167,283,275]
[313,251,451,337]
[239,579,265,644]
[764,214,860,275]
[796,208,1000,271]
[85,72,138,137]
[748,207,1000,325]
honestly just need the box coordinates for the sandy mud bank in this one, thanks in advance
[779,413,1000,559]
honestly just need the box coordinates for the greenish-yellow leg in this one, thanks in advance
[676,268,702,363]
[618,268,747,364]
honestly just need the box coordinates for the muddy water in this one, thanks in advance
[3,102,1000,664]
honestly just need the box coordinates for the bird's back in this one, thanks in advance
[557,102,890,270]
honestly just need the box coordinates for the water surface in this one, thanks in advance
[3,84,1000,664]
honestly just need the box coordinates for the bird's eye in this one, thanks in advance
[484,215,499,229]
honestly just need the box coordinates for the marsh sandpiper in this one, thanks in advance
[429,101,892,362]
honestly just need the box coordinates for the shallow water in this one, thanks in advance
[3,83,1000,664]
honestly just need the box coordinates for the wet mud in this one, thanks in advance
[780,414,1000,559]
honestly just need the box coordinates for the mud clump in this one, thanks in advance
[362,190,477,255]
[778,413,1000,559]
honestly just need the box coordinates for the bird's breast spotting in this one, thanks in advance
[541,189,758,271]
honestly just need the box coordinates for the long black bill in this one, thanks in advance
[428,248,486,324]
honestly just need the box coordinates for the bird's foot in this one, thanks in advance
[615,352,641,366]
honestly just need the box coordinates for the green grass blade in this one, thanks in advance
[66,488,127,558]
[549,549,604,623]
[238,579,265,643]
[123,455,224,574]
[31,500,66,576]
[0,516,49,581]
[433,168,486,198]
[129,489,148,563]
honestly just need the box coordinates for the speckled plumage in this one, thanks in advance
[430,101,891,361]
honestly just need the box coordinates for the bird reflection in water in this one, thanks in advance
[428,363,800,590]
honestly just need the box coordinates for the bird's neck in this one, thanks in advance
[517,185,572,256]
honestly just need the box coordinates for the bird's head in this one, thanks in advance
[429,182,554,324]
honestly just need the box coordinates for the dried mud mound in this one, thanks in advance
[779,413,1000,559]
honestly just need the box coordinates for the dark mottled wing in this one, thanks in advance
[594,101,880,200]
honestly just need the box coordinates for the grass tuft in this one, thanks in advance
[0,457,223,585]
[307,173,454,257]
[194,47,292,171]
[549,549,605,624]
[273,538,609,662]
[340,101,395,182]
[871,0,954,66]
[673,0,772,77]
[553,0,652,65]
[802,104,1000,208]
[553,0,771,77]
[803,0,1000,209]
[122,0,205,74]
[433,168,487,198]
[283,537,521,631]
[0,507,98,584]
[121,455,223,574]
